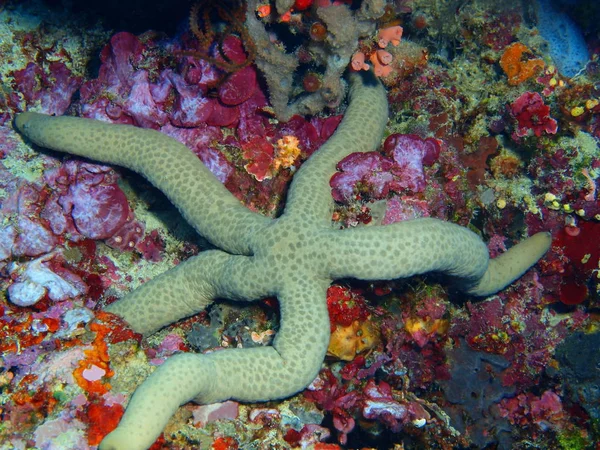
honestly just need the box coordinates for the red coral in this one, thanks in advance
[80,398,125,446]
[135,229,165,262]
[326,285,369,330]
[218,65,257,106]
[499,390,565,428]
[241,136,275,182]
[304,369,359,445]
[98,311,142,345]
[510,91,558,138]
[105,214,145,252]
[212,436,239,450]
[277,115,321,157]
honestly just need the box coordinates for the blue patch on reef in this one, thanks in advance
[534,0,589,77]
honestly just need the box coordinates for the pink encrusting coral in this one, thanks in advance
[43,161,131,241]
[330,133,441,202]
[0,133,152,308]
[382,133,442,191]
[79,32,259,131]
[0,183,58,261]
[11,62,83,116]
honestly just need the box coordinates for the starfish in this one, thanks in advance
[14,72,551,450]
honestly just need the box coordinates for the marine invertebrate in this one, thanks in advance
[14,71,551,450]
[533,0,589,77]
[500,42,545,86]
[309,21,328,42]
[351,25,403,78]
[377,25,403,48]
[11,62,82,116]
[326,285,379,361]
[330,133,441,202]
[510,91,558,138]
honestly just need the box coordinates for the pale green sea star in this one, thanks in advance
[14,72,551,450]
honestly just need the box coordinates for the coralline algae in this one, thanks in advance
[534,0,589,77]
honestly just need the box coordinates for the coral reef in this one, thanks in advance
[14,65,549,449]
[0,0,599,449]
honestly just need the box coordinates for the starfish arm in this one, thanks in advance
[106,250,271,336]
[99,279,331,450]
[13,112,270,255]
[283,70,388,225]
[465,231,552,295]
[323,218,551,295]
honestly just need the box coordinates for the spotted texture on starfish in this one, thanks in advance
[14,71,551,450]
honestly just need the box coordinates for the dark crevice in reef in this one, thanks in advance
[40,0,193,35]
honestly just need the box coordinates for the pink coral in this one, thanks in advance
[0,183,58,261]
[80,32,157,125]
[43,161,131,241]
[330,152,399,201]
[330,134,441,202]
[383,134,441,186]
[499,390,565,428]
[79,32,260,132]
[377,25,403,48]
[167,71,215,127]
[510,91,558,138]
[192,401,239,427]
[11,62,82,116]
[135,230,165,262]
[0,159,148,260]
[304,369,359,444]
[382,196,431,224]
[351,52,369,72]
[369,51,393,77]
